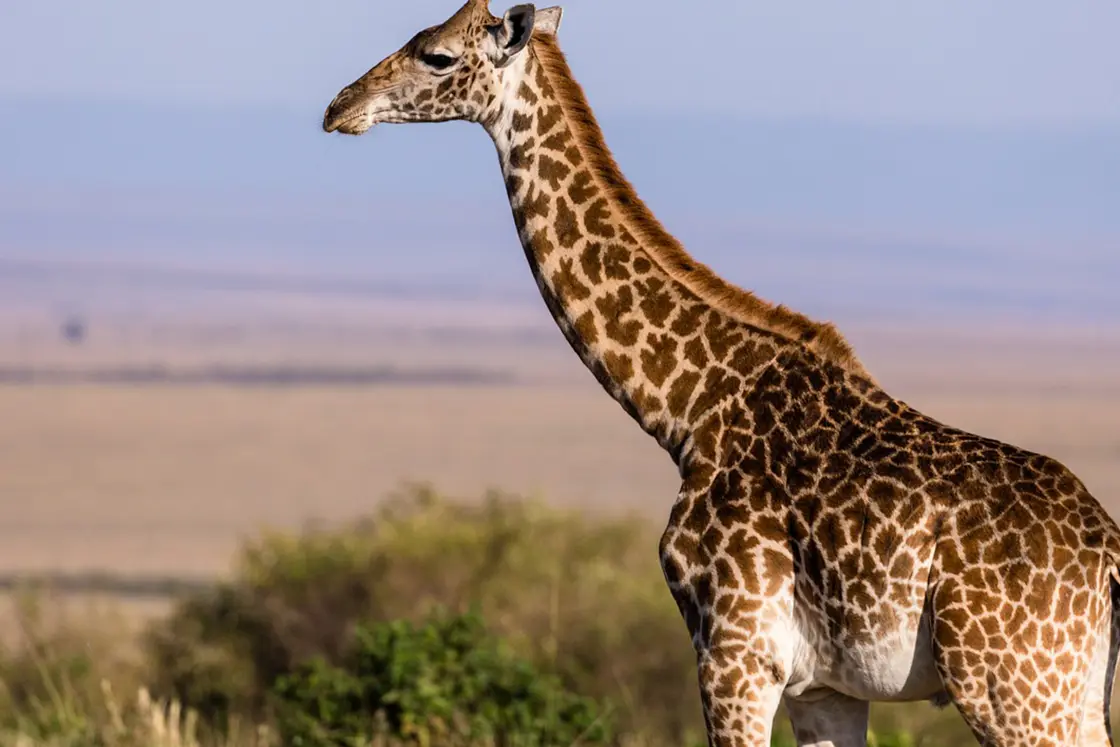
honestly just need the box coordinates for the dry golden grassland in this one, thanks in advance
[0,320,1118,582]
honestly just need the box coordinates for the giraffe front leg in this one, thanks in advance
[696,644,786,747]
[660,478,799,745]
[783,690,869,747]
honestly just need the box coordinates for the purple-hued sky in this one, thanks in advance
[1,1,1117,326]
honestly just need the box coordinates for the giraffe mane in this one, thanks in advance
[528,34,875,383]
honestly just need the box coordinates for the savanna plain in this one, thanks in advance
[1,306,1119,746]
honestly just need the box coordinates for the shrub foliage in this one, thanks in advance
[272,609,611,746]
[143,485,702,742]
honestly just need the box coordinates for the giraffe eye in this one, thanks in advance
[419,52,457,70]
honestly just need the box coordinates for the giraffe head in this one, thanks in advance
[322,0,562,135]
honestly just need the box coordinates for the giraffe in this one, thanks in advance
[321,2,1120,744]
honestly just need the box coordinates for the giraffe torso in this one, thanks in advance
[659,343,1120,708]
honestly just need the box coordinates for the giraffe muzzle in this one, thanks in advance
[322,87,378,135]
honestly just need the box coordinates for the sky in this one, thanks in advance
[4,0,1119,126]
[1,0,1118,326]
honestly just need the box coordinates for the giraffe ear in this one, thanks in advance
[490,4,536,66]
[533,6,563,36]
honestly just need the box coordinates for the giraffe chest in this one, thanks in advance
[786,581,943,703]
[661,507,947,703]
[777,497,947,702]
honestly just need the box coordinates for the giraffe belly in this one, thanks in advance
[788,604,945,703]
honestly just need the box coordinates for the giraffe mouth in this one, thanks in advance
[322,89,384,135]
[323,109,378,136]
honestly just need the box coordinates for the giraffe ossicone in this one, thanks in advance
[323,3,1120,744]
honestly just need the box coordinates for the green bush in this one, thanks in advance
[143,485,702,743]
[271,609,611,747]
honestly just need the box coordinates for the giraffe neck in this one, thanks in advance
[481,34,870,466]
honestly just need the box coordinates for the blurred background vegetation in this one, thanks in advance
[0,485,983,746]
